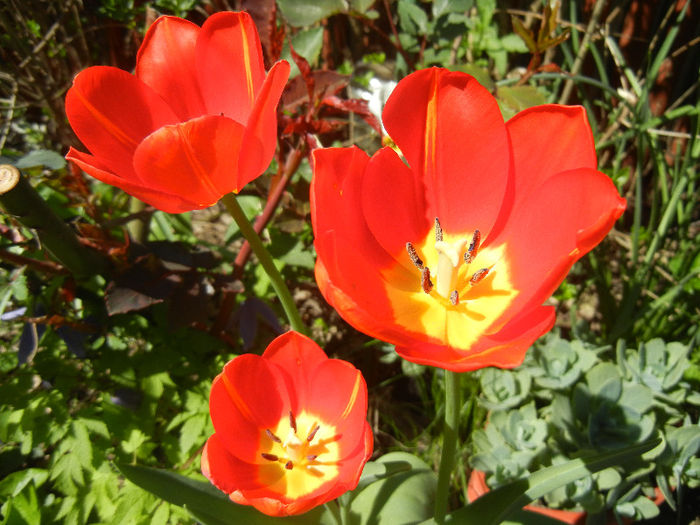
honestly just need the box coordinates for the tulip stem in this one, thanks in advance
[221,193,307,335]
[434,370,461,523]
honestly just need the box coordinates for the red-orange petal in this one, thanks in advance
[132,115,245,208]
[135,16,206,121]
[65,66,179,180]
[490,168,626,322]
[236,60,291,192]
[210,354,289,453]
[262,331,327,412]
[362,147,432,261]
[506,105,597,203]
[382,68,511,236]
[306,359,368,444]
[66,147,200,213]
[395,305,556,371]
[196,11,265,124]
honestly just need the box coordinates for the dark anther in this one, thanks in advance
[435,217,443,242]
[289,411,297,434]
[261,453,279,461]
[406,242,424,269]
[470,268,489,285]
[307,424,320,442]
[421,267,433,294]
[450,290,459,305]
[266,429,282,444]
[285,460,294,470]
[464,230,481,264]
[306,454,318,461]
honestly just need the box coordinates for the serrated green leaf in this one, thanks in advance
[179,414,207,456]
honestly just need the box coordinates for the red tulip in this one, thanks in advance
[65,12,289,213]
[201,331,373,516]
[311,68,626,372]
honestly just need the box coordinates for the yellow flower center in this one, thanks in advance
[407,218,491,305]
[389,217,516,351]
[259,411,340,499]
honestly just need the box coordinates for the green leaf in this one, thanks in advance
[397,0,428,35]
[14,149,67,170]
[346,451,437,524]
[421,438,662,524]
[0,468,48,498]
[277,0,347,27]
[116,463,327,524]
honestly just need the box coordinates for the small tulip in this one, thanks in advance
[201,331,373,516]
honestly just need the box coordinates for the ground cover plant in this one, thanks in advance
[0,0,698,524]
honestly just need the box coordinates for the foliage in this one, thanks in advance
[471,334,700,522]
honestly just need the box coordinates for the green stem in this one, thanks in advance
[434,370,461,523]
[221,193,306,334]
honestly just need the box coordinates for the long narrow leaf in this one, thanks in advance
[419,438,662,525]
[117,463,326,525]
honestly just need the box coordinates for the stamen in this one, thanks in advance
[289,411,297,434]
[261,453,279,461]
[470,268,489,285]
[434,218,443,242]
[306,454,318,461]
[464,230,481,264]
[406,242,424,269]
[449,290,459,305]
[285,460,294,470]
[307,424,320,442]
[421,267,433,294]
[266,429,282,444]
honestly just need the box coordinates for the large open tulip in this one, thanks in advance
[65,12,289,213]
[201,331,373,516]
[311,67,626,372]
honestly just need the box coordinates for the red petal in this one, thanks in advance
[201,434,244,495]
[65,66,179,180]
[196,11,265,123]
[210,354,289,455]
[236,60,291,191]
[306,359,368,447]
[362,147,432,261]
[382,68,510,236]
[396,305,555,371]
[132,115,245,208]
[262,331,327,412]
[135,16,206,120]
[489,168,625,322]
[67,148,200,213]
[507,105,597,188]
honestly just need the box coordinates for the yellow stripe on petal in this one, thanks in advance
[423,70,438,181]
[339,373,362,421]
[239,19,256,107]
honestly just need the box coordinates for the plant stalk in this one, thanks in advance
[0,164,110,279]
[434,370,461,523]
[221,192,306,334]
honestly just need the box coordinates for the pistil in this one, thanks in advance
[262,413,324,471]
[406,219,490,302]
